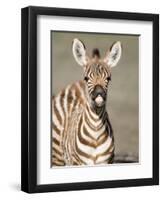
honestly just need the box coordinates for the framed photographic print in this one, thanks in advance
[21,6,159,193]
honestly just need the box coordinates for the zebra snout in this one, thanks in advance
[91,85,106,107]
[92,85,106,99]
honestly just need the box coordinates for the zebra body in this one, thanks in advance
[52,38,122,166]
[52,80,114,166]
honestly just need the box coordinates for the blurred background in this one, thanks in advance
[51,31,139,162]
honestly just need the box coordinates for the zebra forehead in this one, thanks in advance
[85,62,110,76]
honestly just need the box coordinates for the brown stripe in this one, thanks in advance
[78,81,86,104]
[86,104,105,122]
[97,153,114,164]
[70,86,79,114]
[52,147,62,157]
[73,83,84,105]
[53,98,62,125]
[75,137,95,161]
[96,141,114,159]
[83,124,95,141]
[97,132,108,146]
[67,88,74,113]
[73,153,85,165]
[72,160,80,165]
[60,90,66,115]
[97,127,109,141]
[52,154,63,162]
[78,80,85,89]
[78,118,97,148]
[52,159,65,166]
[71,116,87,165]
[78,131,97,148]
[86,104,99,122]
[52,122,60,135]
[96,125,109,141]
[53,138,60,146]
[84,112,105,131]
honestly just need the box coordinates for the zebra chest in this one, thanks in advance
[64,105,114,165]
[75,123,114,165]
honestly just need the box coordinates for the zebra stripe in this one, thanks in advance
[52,80,114,166]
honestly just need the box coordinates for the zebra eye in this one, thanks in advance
[84,76,89,82]
[107,76,111,82]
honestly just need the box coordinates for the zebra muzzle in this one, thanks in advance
[94,95,104,107]
[92,85,106,107]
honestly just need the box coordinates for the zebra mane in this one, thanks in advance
[92,48,100,58]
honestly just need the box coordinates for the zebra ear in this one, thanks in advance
[104,41,122,68]
[72,38,88,66]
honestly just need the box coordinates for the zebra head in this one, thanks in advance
[72,38,122,109]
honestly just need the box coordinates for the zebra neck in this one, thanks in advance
[84,103,106,131]
[94,106,105,115]
[86,103,105,118]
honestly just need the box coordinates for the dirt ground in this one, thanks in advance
[51,31,139,161]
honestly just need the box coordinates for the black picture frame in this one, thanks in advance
[21,6,159,193]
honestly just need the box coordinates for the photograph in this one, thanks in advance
[21,6,159,193]
[51,31,139,167]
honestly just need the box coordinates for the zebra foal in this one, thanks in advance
[52,38,122,166]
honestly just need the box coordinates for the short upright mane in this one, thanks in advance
[92,48,100,58]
